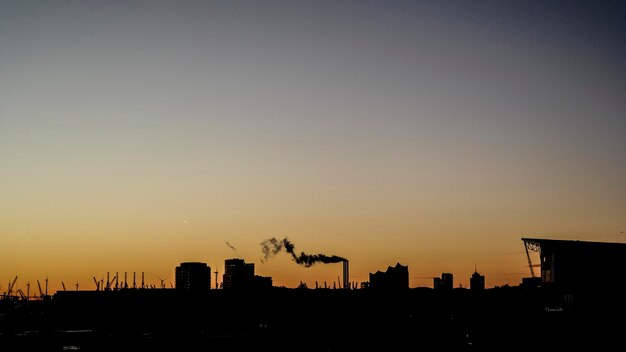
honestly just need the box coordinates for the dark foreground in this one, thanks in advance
[1,287,624,351]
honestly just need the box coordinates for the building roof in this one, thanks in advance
[522,237,626,250]
[370,262,408,276]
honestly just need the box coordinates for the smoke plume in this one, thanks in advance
[225,242,236,252]
[260,237,345,267]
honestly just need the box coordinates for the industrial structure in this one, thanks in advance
[342,260,350,289]
[368,263,409,290]
[522,238,626,291]
[223,258,272,289]
[175,262,211,293]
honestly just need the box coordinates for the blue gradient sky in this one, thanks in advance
[1,0,625,290]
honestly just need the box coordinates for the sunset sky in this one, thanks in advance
[1,0,625,292]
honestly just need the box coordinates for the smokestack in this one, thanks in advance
[343,260,349,290]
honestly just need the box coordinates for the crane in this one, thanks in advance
[37,280,44,299]
[16,289,26,300]
[7,276,18,297]
[108,273,118,291]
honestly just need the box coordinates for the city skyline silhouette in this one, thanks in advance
[1,1,625,349]
[2,0,625,292]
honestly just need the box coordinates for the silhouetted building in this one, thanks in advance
[223,258,272,289]
[175,262,211,293]
[520,277,541,288]
[434,272,453,290]
[470,270,485,291]
[254,275,273,289]
[522,238,626,291]
[369,263,409,290]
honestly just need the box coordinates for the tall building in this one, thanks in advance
[522,238,626,291]
[470,270,485,291]
[223,258,272,289]
[434,272,453,290]
[369,263,409,290]
[175,262,211,293]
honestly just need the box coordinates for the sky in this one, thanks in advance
[1,0,625,292]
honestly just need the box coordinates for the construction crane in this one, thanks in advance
[16,289,26,300]
[37,280,44,299]
[108,273,118,291]
[7,276,18,297]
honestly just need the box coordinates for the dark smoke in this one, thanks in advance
[225,242,236,252]
[260,237,345,267]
